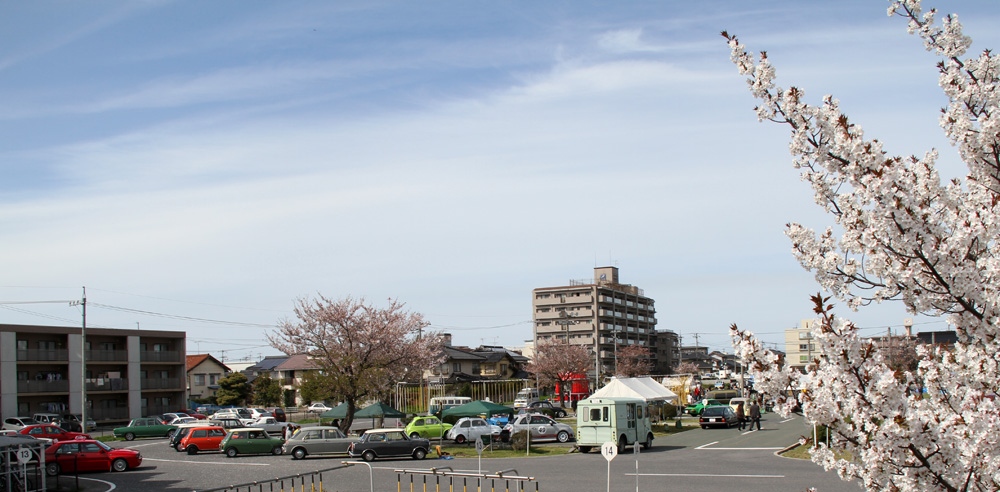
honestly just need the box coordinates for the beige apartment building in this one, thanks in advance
[532,266,657,385]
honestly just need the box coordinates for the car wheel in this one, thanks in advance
[166,429,175,438]
[556,430,570,443]
[410,432,421,439]
[175,443,185,452]
[643,433,654,450]
[292,447,307,460]
[45,462,60,477]
[701,425,707,429]
[112,458,128,472]
[226,447,238,458]
[499,431,510,443]
[455,434,466,444]
[617,436,627,454]
[413,448,426,460]
[272,446,282,456]
[578,446,591,453]
[362,450,376,462]
[186,445,198,455]
[124,432,135,441]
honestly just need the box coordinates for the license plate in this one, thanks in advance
[713,418,721,422]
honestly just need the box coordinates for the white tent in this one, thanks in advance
[589,377,678,403]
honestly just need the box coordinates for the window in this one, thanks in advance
[153,343,169,351]
[192,429,207,438]
[209,374,220,385]
[452,363,461,372]
[194,374,206,386]
[799,344,814,351]
[798,332,813,339]
[800,355,809,362]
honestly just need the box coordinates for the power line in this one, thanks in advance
[88,303,277,328]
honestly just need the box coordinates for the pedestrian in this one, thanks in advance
[749,399,762,431]
[736,401,746,430]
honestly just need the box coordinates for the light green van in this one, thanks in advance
[575,397,654,454]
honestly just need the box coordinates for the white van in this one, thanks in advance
[428,396,472,415]
[512,387,540,409]
[575,397,654,453]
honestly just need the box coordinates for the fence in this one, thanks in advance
[195,465,345,492]
[395,467,539,492]
[392,380,530,415]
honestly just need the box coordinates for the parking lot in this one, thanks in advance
[42,413,863,492]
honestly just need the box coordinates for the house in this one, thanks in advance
[186,354,230,400]
[273,354,320,406]
[424,342,526,383]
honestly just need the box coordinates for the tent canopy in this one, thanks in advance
[589,377,678,403]
[319,402,350,420]
[355,402,405,419]
[441,400,515,419]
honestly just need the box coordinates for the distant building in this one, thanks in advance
[532,266,658,385]
[273,354,320,406]
[679,345,713,373]
[185,354,230,400]
[424,338,528,383]
[0,323,186,425]
[653,330,680,374]
[785,319,955,371]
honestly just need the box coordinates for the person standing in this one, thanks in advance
[749,400,762,431]
[736,401,746,431]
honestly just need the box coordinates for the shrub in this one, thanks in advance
[509,430,530,451]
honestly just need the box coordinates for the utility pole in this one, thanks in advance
[69,287,87,433]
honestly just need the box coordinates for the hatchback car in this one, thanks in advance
[219,428,284,457]
[684,399,725,416]
[44,439,141,476]
[404,416,452,439]
[525,400,568,418]
[113,418,177,441]
[283,426,359,460]
[178,426,227,454]
[445,417,502,444]
[501,414,573,443]
[2,417,35,431]
[168,423,208,450]
[348,429,429,462]
[19,424,90,442]
[699,405,739,429]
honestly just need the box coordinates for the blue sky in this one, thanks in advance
[2,1,997,363]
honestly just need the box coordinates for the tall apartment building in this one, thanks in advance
[653,330,680,374]
[0,323,186,424]
[785,319,818,371]
[532,266,657,385]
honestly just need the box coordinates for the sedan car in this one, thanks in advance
[699,405,739,429]
[246,417,290,436]
[684,399,725,416]
[501,414,573,443]
[283,426,359,460]
[219,428,284,457]
[404,416,452,439]
[525,400,568,418]
[306,403,333,414]
[445,417,501,444]
[348,429,429,462]
[59,414,97,432]
[2,417,35,431]
[44,439,141,476]
[18,424,90,442]
[112,418,177,441]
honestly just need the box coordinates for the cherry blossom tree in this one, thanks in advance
[525,339,593,408]
[614,345,652,378]
[268,295,443,432]
[724,2,1000,491]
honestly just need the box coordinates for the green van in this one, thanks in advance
[575,397,654,454]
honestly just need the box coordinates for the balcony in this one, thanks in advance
[87,349,128,362]
[141,377,181,390]
[17,349,69,362]
[17,379,69,393]
[141,350,181,363]
[91,407,129,421]
[87,378,128,392]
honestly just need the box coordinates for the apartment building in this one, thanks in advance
[0,323,186,424]
[532,266,657,385]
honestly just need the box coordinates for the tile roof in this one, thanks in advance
[274,354,320,371]
[186,354,230,373]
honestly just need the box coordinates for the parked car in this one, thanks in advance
[208,417,246,431]
[59,414,97,432]
[18,424,89,442]
[512,388,540,409]
[348,429,429,462]
[168,423,208,450]
[283,426,359,460]
[247,417,290,436]
[699,405,739,429]
[524,400,568,418]
[306,403,333,414]
[219,428,284,457]
[267,408,286,422]
[32,413,62,426]
[2,416,35,431]
[684,399,725,416]
[501,414,573,443]
[112,418,177,441]
[177,426,227,454]
[404,416,452,439]
[728,397,750,415]
[175,409,207,420]
[44,439,141,476]
[445,417,501,444]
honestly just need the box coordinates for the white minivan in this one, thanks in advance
[428,396,472,415]
[575,397,654,453]
[512,387,540,409]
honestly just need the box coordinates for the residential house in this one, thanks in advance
[273,354,320,406]
[186,354,230,400]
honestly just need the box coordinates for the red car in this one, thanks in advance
[44,439,142,475]
[177,409,207,420]
[19,424,89,442]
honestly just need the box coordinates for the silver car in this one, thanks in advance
[444,417,501,444]
[282,426,359,460]
[501,413,574,443]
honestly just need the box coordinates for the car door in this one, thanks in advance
[78,441,108,472]
[323,428,351,454]
[54,442,80,472]
[384,431,409,456]
[528,416,557,440]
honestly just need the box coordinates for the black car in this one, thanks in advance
[347,429,430,462]
[699,406,739,429]
[267,408,286,423]
[525,400,567,418]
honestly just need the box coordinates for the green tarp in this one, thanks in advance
[441,400,515,419]
[355,402,406,419]
[318,402,349,420]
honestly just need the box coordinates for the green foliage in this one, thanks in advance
[661,404,678,419]
[251,374,282,407]
[283,389,296,408]
[298,370,334,404]
[216,372,250,407]
[457,383,472,397]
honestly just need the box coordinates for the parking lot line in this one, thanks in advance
[144,458,270,466]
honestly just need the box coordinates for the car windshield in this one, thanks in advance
[95,441,112,451]
[702,407,728,417]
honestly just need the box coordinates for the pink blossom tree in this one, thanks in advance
[526,339,593,408]
[269,296,443,432]
[614,345,652,378]
[725,2,1000,491]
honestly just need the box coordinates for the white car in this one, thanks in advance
[248,417,291,435]
[444,417,501,444]
[307,403,333,414]
[2,416,35,431]
[501,413,574,443]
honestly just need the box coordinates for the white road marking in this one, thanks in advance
[697,440,783,451]
[780,417,795,423]
[695,441,719,449]
[628,473,785,478]
[76,477,117,491]
[144,458,270,466]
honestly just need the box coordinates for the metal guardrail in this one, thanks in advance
[395,466,539,492]
[194,465,347,492]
